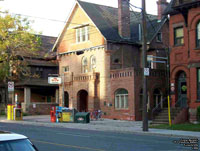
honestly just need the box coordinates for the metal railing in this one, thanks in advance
[152,97,168,119]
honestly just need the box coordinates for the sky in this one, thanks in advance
[0,0,170,37]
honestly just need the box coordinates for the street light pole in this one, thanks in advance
[142,0,148,132]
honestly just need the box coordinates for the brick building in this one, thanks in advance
[53,0,169,120]
[166,0,200,122]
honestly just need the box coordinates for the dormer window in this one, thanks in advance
[76,26,89,43]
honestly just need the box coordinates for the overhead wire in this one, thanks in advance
[0,4,171,42]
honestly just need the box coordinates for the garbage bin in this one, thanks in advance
[7,104,15,120]
[14,108,23,121]
[75,112,90,123]
[62,108,77,123]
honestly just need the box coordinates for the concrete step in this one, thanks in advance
[154,119,169,122]
[152,107,182,124]
[150,121,169,125]
[155,116,175,120]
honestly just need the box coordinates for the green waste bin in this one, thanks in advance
[75,112,90,123]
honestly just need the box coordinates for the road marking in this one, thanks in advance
[32,140,106,151]
[57,133,91,138]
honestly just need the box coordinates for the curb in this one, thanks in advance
[1,119,200,139]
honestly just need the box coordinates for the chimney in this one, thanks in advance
[157,0,169,20]
[118,0,130,39]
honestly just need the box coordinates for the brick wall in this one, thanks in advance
[169,6,200,122]
[28,103,59,115]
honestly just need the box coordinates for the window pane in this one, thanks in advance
[121,96,124,108]
[198,69,200,100]
[115,96,119,108]
[174,27,184,45]
[77,29,80,42]
[125,95,128,108]
[197,22,200,47]
[197,23,200,39]
[82,27,86,41]
[176,28,183,37]
[116,89,128,95]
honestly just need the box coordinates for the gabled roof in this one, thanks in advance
[78,0,161,43]
[20,35,57,59]
[52,0,167,51]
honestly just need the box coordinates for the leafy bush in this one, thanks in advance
[197,106,200,122]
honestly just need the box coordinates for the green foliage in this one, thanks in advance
[0,10,41,81]
[150,123,200,132]
[197,106,200,122]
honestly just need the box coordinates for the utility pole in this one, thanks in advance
[142,0,148,131]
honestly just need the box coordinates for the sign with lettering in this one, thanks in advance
[8,82,14,92]
[144,68,150,76]
[48,77,61,84]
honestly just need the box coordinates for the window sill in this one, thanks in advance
[115,108,129,111]
[74,40,90,44]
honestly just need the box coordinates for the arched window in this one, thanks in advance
[82,57,88,73]
[115,89,128,109]
[90,55,96,71]
[196,21,200,47]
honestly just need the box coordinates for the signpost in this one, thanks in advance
[8,82,14,92]
[144,68,149,76]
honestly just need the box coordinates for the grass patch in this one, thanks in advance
[150,123,200,132]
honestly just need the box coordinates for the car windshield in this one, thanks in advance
[0,139,37,151]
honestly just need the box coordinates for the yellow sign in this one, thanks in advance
[62,112,71,122]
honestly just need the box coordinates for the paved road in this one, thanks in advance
[0,123,198,151]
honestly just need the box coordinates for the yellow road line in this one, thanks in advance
[32,140,106,151]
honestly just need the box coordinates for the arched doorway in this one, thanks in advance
[64,91,69,108]
[77,90,88,112]
[177,71,187,108]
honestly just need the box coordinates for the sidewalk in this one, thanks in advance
[0,115,200,138]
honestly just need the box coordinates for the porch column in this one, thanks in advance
[55,89,59,104]
[161,95,163,109]
[22,87,31,113]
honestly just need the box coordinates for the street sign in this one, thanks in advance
[48,77,62,84]
[8,81,14,92]
[144,68,150,76]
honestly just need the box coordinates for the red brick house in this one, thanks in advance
[166,0,200,122]
[53,0,169,120]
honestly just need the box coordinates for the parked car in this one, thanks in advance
[0,131,38,151]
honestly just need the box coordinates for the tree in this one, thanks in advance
[0,11,41,82]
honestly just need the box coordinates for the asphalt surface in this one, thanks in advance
[0,122,198,151]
